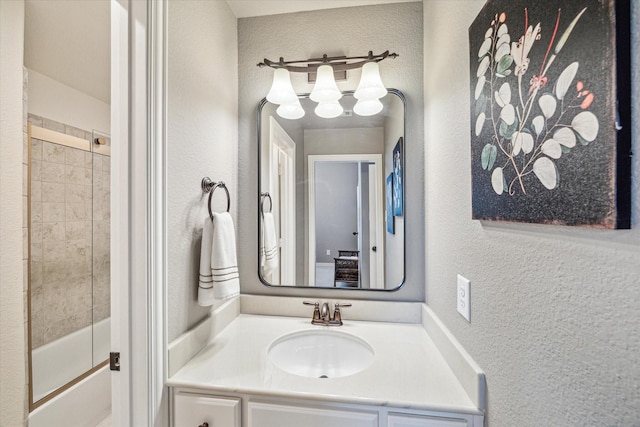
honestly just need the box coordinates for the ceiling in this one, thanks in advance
[23,0,417,105]
[225,0,419,18]
[24,0,111,104]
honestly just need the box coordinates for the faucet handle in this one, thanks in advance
[332,302,352,325]
[303,301,321,323]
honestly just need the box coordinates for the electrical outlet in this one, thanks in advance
[326,250,331,256]
[457,274,471,322]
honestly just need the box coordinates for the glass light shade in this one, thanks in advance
[276,100,305,120]
[309,65,342,103]
[314,100,343,119]
[353,98,384,116]
[267,68,298,105]
[354,62,388,100]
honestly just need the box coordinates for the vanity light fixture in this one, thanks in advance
[309,65,342,103]
[354,62,388,101]
[314,100,344,119]
[353,98,384,117]
[266,68,299,105]
[258,50,398,119]
[277,100,305,120]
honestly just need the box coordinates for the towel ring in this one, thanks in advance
[260,192,272,215]
[202,177,230,220]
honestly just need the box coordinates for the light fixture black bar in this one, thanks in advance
[257,50,398,73]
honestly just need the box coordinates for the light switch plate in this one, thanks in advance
[457,274,471,322]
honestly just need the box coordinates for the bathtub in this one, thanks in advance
[30,318,111,427]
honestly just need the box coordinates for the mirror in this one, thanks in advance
[258,90,405,290]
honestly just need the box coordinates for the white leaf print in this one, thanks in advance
[495,43,511,62]
[532,115,545,136]
[571,111,599,142]
[475,112,486,136]
[494,82,511,107]
[501,104,515,125]
[555,62,579,100]
[497,23,508,37]
[512,132,534,156]
[491,167,505,195]
[539,94,557,119]
[478,38,492,58]
[496,33,511,49]
[477,56,490,78]
[533,157,558,190]
[554,127,576,148]
[541,139,562,159]
[475,75,486,100]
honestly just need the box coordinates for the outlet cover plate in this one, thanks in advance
[457,274,471,322]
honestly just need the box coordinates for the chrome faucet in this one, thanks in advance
[320,302,330,321]
[303,301,352,326]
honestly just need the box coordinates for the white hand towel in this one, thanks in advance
[261,212,279,275]
[210,212,240,300]
[198,217,215,306]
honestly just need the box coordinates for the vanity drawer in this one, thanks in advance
[173,391,240,427]
[248,401,378,427]
[387,413,468,427]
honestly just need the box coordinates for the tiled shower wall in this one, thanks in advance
[28,114,110,349]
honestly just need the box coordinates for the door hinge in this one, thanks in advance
[110,352,121,371]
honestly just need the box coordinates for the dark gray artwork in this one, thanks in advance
[469,0,630,228]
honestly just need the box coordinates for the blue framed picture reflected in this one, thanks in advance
[386,173,394,234]
[393,137,403,216]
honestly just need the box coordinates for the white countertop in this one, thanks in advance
[167,313,482,415]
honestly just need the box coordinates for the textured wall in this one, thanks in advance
[0,0,27,424]
[238,2,424,301]
[423,1,640,425]
[167,1,238,341]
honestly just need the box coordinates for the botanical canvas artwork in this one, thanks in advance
[469,0,630,228]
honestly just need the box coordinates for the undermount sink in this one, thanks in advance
[267,329,375,379]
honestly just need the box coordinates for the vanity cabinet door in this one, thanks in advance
[173,391,240,427]
[248,401,378,427]
[387,413,468,427]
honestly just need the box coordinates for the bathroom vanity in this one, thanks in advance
[167,297,485,427]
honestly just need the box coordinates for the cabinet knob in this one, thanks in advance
[198,423,209,427]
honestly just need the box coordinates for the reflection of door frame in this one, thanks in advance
[308,154,383,286]
[368,163,385,289]
[269,117,296,285]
